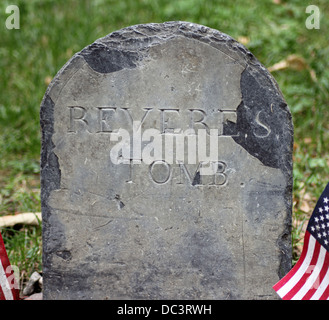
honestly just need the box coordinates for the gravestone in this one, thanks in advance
[40,21,293,300]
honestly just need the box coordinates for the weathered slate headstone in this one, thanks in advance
[40,21,293,300]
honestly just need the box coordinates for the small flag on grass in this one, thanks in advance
[273,183,329,300]
[0,231,19,300]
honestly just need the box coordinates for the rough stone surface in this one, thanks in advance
[40,21,293,300]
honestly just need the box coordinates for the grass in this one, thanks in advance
[1,0,329,292]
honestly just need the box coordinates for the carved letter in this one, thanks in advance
[253,111,271,138]
[189,109,209,134]
[177,161,202,186]
[159,108,180,133]
[149,160,172,184]
[209,161,227,186]
[125,158,141,183]
[97,107,116,132]
[68,106,90,133]
[220,110,238,136]
[121,107,153,131]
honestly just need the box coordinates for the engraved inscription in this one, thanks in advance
[66,106,272,187]
[66,106,272,139]
[66,106,242,136]
[126,159,228,187]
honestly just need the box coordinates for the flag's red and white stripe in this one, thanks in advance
[0,232,19,300]
[273,231,329,300]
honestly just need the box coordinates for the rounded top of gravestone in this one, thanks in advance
[78,21,283,90]
[44,21,292,175]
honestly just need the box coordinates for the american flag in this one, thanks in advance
[273,183,329,300]
[0,231,19,300]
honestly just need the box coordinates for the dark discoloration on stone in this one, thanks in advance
[81,42,139,73]
[224,69,293,174]
[40,94,64,272]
